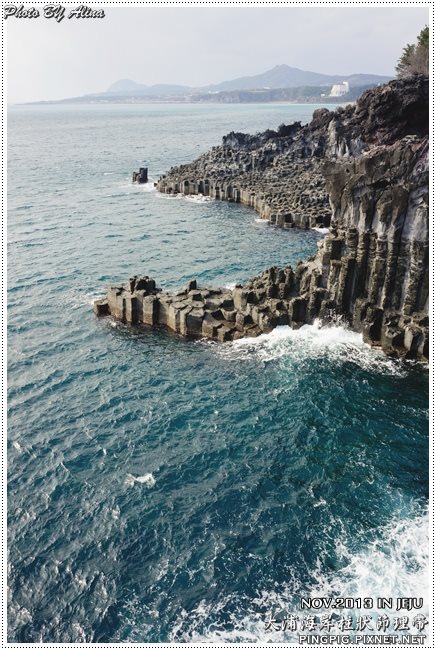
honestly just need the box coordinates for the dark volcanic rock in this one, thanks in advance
[348,76,429,145]
[132,167,148,183]
[156,76,428,232]
[96,77,428,361]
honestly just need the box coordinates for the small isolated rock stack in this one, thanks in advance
[96,77,429,361]
[132,167,148,183]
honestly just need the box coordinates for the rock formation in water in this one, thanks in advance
[132,167,148,183]
[95,76,429,360]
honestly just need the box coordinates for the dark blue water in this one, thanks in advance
[8,104,428,643]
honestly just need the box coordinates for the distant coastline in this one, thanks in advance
[23,85,372,106]
[25,96,353,106]
[22,63,391,106]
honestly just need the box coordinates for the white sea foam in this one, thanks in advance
[12,441,22,452]
[185,194,213,203]
[312,227,330,234]
[156,192,184,201]
[64,289,102,310]
[120,179,156,193]
[156,192,212,203]
[213,321,406,376]
[141,181,157,193]
[125,473,156,488]
[312,509,429,615]
[170,507,429,643]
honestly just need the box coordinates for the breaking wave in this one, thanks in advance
[141,181,157,193]
[211,321,408,376]
[156,191,212,203]
[125,473,156,488]
[185,194,213,203]
[166,506,428,643]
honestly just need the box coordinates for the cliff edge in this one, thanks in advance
[95,77,429,360]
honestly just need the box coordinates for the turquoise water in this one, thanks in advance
[8,104,428,642]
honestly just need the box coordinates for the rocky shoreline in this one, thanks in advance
[155,122,332,230]
[95,76,429,361]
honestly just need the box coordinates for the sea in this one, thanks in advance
[7,103,429,643]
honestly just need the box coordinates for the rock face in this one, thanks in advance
[156,120,332,230]
[96,77,429,361]
[132,167,148,183]
[156,76,428,231]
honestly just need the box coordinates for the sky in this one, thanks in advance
[6,5,430,103]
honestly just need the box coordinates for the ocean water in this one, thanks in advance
[7,103,429,643]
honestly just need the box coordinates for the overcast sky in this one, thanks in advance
[6,5,430,103]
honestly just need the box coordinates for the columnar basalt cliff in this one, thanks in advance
[155,120,333,229]
[95,77,429,360]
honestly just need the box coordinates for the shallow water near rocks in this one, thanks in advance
[8,103,428,642]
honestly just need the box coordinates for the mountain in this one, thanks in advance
[203,65,391,92]
[106,79,191,96]
[107,79,145,92]
[105,65,391,97]
[28,65,393,104]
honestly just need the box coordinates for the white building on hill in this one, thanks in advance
[329,81,350,97]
